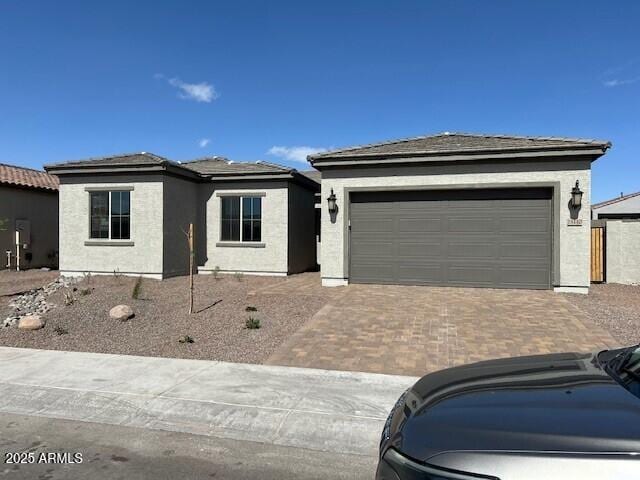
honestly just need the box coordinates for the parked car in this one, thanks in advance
[377,345,640,480]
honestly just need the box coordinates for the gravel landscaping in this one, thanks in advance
[0,271,330,363]
[563,283,640,346]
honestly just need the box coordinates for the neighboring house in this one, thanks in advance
[45,154,318,279]
[309,132,611,293]
[591,191,640,219]
[0,163,59,270]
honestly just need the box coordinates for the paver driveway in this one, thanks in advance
[266,278,619,377]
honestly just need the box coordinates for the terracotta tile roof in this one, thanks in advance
[0,163,59,191]
[591,191,640,209]
[309,132,611,161]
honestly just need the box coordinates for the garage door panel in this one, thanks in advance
[397,241,443,257]
[397,218,443,233]
[447,241,497,259]
[349,188,552,289]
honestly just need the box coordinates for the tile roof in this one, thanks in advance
[299,170,321,183]
[591,191,640,209]
[309,132,611,160]
[0,163,59,191]
[182,157,294,175]
[45,152,171,168]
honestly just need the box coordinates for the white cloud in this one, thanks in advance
[160,77,219,102]
[603,77,640,88]
[267,146,327,163]
[198,138,211,148]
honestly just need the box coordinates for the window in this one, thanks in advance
[89,191,131,240]
[221,196,261,242]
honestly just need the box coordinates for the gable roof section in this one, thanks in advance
[0,163,59,191]
[592,191,640,210]
[309,132,611,167]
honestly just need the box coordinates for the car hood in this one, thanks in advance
[393,351,640,462]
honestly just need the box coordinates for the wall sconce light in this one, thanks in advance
[570,180,583,209]
[327,188,338,214]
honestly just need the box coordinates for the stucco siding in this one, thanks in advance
[162,175,199,277]
[605,220,640,285]
[320,159,591,289]
[199,181,289,275]
[0,185,58,270]
[593,195,640,219]
[287,182,317,273]
[58,175,164,277]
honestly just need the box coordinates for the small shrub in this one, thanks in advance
[178,335,194,344]
[131,276,143,299]
[245,306,257,312]
[113,269,124,285]
[83,272,93,286]
[234,272,244,282]
[245,317,261,329]
[53,326,68,335]
[79,287,92,296]
[64,290,75,306]
[213,266,221,280]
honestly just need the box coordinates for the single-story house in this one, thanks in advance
[309,132,611,293]
[45,154,319,279]
[0,163,59,270]
[592,191,640,220]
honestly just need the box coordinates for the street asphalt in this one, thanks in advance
[0,412,377,479]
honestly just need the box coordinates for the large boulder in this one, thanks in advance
[109,305,134,321]
[18,315,45,330]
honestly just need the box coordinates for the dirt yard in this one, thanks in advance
[0,271,330,363]
[563,283,640,347]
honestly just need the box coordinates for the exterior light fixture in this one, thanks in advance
[570,180,583,209]
[327,188,338,214]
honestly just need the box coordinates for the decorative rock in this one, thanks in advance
[109,305,134,321]
[18,315,45,330]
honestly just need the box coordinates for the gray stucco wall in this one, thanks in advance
[287,182,317,274]
[605,220,640,285]
[162,175,199,278]
[319,158,592,290]
[198,181,289,275]
[0,185,58,270]
[58,174,164,278]
[593,195,640,219]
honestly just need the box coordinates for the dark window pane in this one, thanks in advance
[242,220,251,241]
[90,192,109,239]
[253,197,261,219]
[111,217,121,239]
[242,197,252,220]
[121,192,130,215]
[120,216,130,239]
[253,221,261,242]
[111,191,121,215]
[221,197,240,241]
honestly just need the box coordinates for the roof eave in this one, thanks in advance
[44,162,201,180]
[309,146,609,168]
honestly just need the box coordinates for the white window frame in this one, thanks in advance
[219,194,263,243]
[87,189,132,241]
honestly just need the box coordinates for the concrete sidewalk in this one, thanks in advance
[0,347,416,457]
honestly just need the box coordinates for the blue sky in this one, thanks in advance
[0,1,638,202]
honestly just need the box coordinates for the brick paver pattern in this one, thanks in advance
[265,277,619,377]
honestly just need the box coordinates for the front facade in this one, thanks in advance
[310,133,611,293]
[46,154,318,279]
[0,163,59,270]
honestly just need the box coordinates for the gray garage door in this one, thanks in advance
[349,188,552,289]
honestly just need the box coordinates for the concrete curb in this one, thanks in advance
[0,347,417,456]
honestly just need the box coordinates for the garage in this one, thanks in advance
[349,188,552,289]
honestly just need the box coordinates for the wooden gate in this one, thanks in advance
[591,226,605,282]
